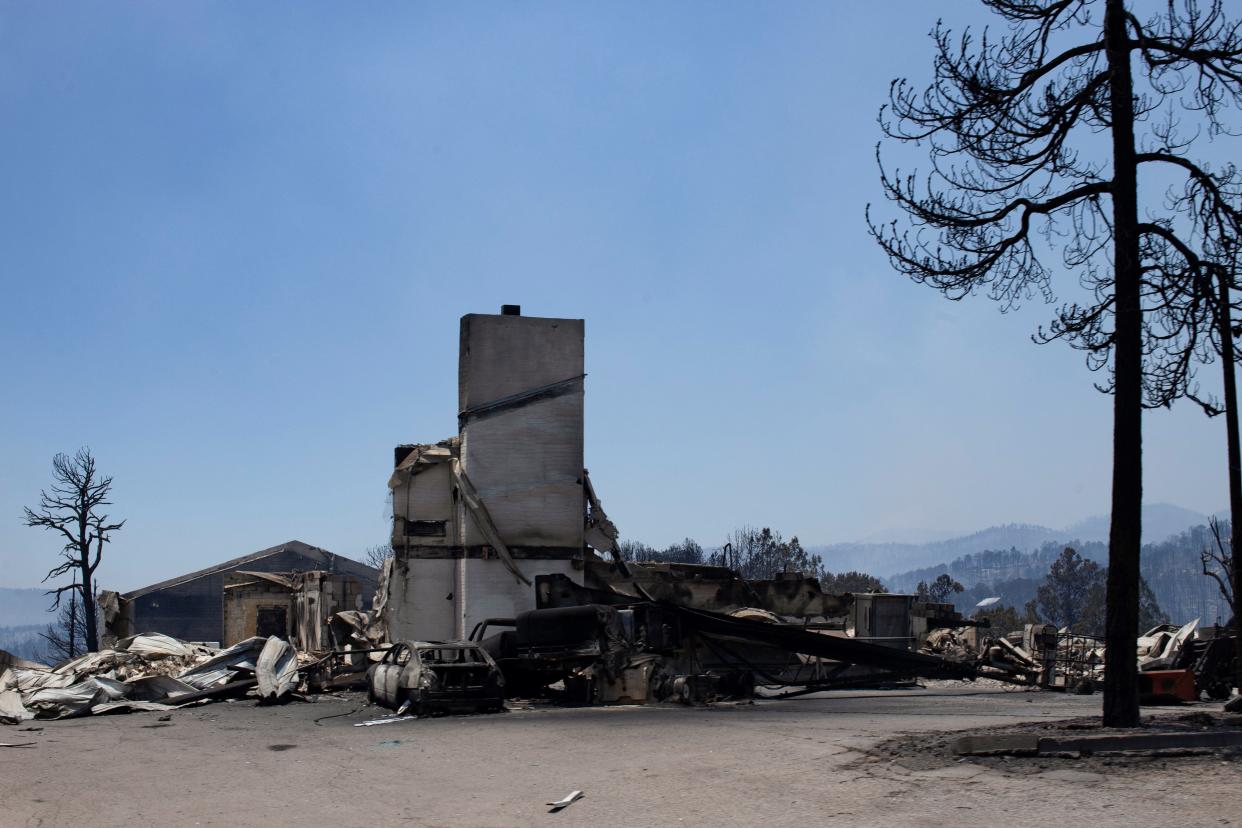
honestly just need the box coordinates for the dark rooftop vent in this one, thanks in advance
[501,304,521,316]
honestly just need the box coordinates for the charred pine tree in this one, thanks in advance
[24,449,124,653]
[1198,261,1242,695]
[869,0,1242,726]
[1223,269,1242,693]
[1202,516,1235,618]
[40,584,90,663]
[1185,226,1242,698]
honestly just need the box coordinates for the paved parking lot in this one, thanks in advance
[3,686,1237,827]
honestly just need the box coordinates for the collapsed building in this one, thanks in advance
[3,306,1233,724]
[102,540,378,647]
[372,306,1238,708]
[376,307,990,704]
[968,617,1238,702]
[221,570,371,650]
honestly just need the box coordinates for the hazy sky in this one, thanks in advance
[1,1,1232,591]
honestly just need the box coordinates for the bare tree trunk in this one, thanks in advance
[81,557,98,652]
[68,588,78,658]
[1218,269,1242,696]
[74,495,99,652]
[1103,0,1142,728]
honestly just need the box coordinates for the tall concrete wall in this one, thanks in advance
[458,313,585,550]
[221,578,291,647]
[387,311,589,642]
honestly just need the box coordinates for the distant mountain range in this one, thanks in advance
[810,503,1212,578]
[847,505,1231,626]
[876,526,1231,627]
[0,625,50,664]
[1062,503,1217,546]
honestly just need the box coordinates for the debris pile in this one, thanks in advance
[955,616,1237,699]
[0,633,298,724]
[6,572,1235,727]
[1138,619,1200,671]
[920,628,975,662]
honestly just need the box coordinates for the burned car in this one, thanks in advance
[367,640,505,715]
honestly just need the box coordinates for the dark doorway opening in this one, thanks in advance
[256,605,287,638]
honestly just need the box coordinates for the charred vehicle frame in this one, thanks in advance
[367,640,505,715]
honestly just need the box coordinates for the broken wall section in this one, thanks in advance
[222,571,368,651]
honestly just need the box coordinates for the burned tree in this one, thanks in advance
[1202,516,1236,620]
[1031,547,1105,631]
[870,0,1242,726]
[364,543,393,571]
[720,527,824,580]
[821,571,887,594]
[918,574,965,603]
[1188,244,1242,694]
[41,583,90,662]
[23,449,124,653]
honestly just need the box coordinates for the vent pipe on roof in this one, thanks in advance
[501,304,521,316]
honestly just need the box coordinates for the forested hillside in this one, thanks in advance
[0,624,50,663]
[884,527,1231,626]
[1142,526,1232,625]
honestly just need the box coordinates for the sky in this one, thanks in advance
[0,1,1234,591]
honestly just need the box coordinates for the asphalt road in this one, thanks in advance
[2,686,1237,827]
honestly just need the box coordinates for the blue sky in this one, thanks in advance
[0,1,1231,591]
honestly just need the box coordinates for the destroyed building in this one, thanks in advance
[108,540,377,646]
[4,306,1235,725]
[371,306,1031,707]
[221,570,370,650]
[387,308,588,641]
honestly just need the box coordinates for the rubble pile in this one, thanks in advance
[4,580,1235,727]
[920,628,975,662]
[1138,619,1200,671]
[1055,633,1105,689]
[951,616,1238,699]
[0,633,291,724]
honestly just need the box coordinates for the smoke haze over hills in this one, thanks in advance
[811,503,1212,577]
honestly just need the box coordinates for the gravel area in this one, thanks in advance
[3,686,1239,827]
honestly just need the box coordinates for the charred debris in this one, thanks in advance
[4,307,1234,725]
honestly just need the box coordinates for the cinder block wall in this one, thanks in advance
[222,578,291,646]
[458,313,585,549]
